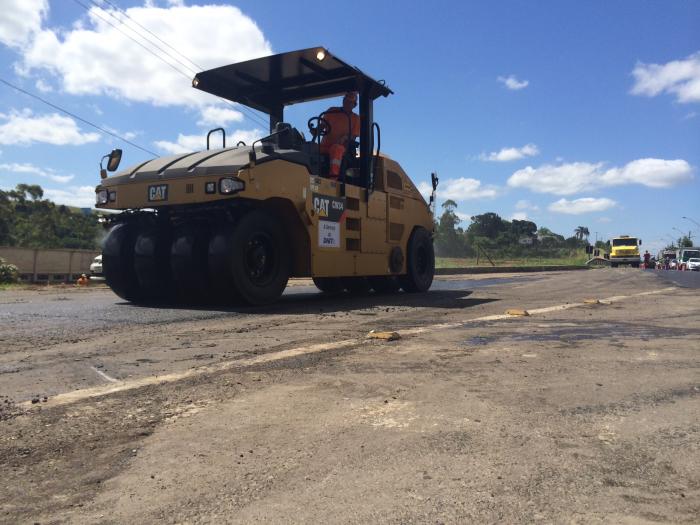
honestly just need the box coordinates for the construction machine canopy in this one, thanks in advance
[192,47,393,120]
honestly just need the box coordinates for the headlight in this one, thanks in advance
[96,189,109,205]
[219,177,245,194]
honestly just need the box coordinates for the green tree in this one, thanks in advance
[574,226,590,241]
[0,184,101,250]
[435,200,466,257]
[468,212,506,239]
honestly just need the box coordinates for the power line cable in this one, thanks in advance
[73,0,270,129]
[87,0,199,76]
[72,0,191,80]
[0,77,159,156]
[98,0,202,72]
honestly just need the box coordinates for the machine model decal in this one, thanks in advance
[312,193,346,222]
[318,220,340,248]
[147,184,168,202]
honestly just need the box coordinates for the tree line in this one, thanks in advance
[435,200,589,259]
[0,184,101,250]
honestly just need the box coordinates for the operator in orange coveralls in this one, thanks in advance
[320,92,360,179]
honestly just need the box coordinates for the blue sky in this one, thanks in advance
[1,0,698,254]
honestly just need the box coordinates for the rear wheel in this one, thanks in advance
[399,227,434,293]
[369,276,401,293]
[227,210,290,305]
[102,222,141,302]
[313,277,345,294]
[171,222,211,303]
[611,262,618,268]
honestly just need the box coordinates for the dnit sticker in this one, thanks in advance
[318,220,340,248]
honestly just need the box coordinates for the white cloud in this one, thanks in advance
[197,105,244,127]
[418,178,498,202]
[515,199,539,211]
[497,75,529,90]
[480,143,539,162]
[17,4,271,112]
[103,126,139,141]
[154,129,263,154]
[598,158,694,188]
[34,78,52,92]
[511,211,529,221]
[508,158,693,195]
[0,162,73,183]
[43,185,97,208]
[0,0,47,48]
[597,216,612,223]
[0,109,100,146]
[455,211,471,223]
[631,51,700,104]
[432,177,498,201]
[548,197,617,215]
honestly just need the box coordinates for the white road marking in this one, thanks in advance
[24,287,676,409]
[90,366,118,383]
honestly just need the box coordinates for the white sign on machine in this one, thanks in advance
[312,193,346,249]
[318,220,340,248]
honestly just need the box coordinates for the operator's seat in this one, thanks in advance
[263,122,305,150]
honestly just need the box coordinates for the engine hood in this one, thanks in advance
[104,147,254,186]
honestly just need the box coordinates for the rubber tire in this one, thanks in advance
[208,227,241,304]
[342,277,371,294]
[171,223,211,303]
[611,263,618,268]
[134,225,173,303]
[228,210,290,306]
[313,277,345,294]
[102,222,142,302]
[368,276,401,294]
[631,262,640,268]
[399,227,435,293]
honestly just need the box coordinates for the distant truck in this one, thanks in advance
[608,235,641,268]
[678,247,700,270]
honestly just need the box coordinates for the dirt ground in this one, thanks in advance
[0,269,698,523]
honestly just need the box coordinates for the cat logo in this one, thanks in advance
[312,193,345,222]
[147,184,168,202]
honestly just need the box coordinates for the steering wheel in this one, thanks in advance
[307,116,331,141]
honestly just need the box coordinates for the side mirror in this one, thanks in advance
[639,239,642,245]
[107,149,122,172]
[431,172,439,191]
[248,149,257,167]
[100,149,122,179]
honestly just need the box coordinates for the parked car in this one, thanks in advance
[90,254,103,277]
[687,258,700,271]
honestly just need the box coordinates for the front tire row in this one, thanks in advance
[103,211,290,306]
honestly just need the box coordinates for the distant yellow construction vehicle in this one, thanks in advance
[607,235,642,268]
[95,48,437,305]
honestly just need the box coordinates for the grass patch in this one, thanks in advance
[436,253,588,269]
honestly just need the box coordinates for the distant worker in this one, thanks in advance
[77,273,89,286]
[320,92,360,178]
[643,250,650,269]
